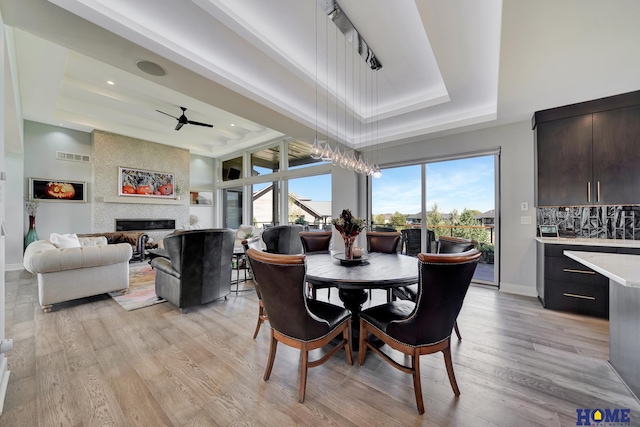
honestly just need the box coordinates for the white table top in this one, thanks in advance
[564,250,640,287]
[536,237,640,248]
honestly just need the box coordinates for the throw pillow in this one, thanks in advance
[50,233,82,249]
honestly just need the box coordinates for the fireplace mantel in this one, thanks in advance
[102,196,184,205]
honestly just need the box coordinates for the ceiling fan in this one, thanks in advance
[156,106,213,131]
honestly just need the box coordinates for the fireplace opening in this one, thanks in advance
[115,219,175,232]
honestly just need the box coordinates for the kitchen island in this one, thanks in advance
[564,250,640,400]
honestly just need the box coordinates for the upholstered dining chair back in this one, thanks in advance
[152,228,235,311]
[299,231,332,253]
[246,250,323,338]
[245,248,352,402]
[366,231,402,254]
[261,224,304,254]
[389,249,481,346]
[372,226,397,232]
[437,236,477,254]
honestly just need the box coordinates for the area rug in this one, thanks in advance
[109,263,166,311]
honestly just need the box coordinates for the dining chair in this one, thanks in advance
[261,224,304,254]
[358,249,481,414]
[299,231,333,299]
[436,236,477,254]
[372,226,397,232]
[242,236,268,339]
[245,248,353,403]
[392,235,477,338]
[367,231,402,300]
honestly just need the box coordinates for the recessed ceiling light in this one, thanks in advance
[136,60,166,77]
[230,124,235,127]
[106,80,115,85]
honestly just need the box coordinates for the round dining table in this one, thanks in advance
[305,251,419,347]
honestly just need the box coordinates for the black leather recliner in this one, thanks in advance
[151,228,235,312]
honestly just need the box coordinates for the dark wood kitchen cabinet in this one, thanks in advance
[537,242,640,318]
[534,90,640,207]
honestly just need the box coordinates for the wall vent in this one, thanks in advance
[56,151,91,163]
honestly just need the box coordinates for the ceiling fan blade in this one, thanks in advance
[175,122,184,131]
[156,109,179,120]
[187,120,213,128]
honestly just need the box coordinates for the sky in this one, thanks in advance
[372,156,495,215]
[255,155,495,215]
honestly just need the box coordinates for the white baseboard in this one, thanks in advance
[0,356,10,416]
[500,282,538,298]
[5,263,24,271]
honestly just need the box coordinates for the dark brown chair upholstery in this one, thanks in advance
[367,231,402,300]
[151,229,235,313]
[372,226,397,232]
[392,235,477,338]
[366,231,402,254]
[261,224,304,254]
[437,236,477,254]
[358,249,481,414]
[245,248,353,402]
[299,231,333,299]
[242,236,267,339]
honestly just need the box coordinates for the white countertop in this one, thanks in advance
[564,250,640,287]
[536,237,640,248]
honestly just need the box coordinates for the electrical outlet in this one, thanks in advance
[521,202,529,211]
[521,216,532,225]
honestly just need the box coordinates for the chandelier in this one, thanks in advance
[309,0,382,178]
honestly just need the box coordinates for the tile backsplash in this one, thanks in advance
[537,206,640,240]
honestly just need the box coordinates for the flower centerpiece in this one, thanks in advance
[332,209,365,259]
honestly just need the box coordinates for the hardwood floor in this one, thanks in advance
[2,267,639,426]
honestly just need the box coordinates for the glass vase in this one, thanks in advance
[24,215,39,249]
[342,234,356,260]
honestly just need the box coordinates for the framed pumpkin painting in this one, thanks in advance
[118,167,175,198]
[29,178,87,202]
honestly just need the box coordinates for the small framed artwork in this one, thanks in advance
[119,167,175,198]
[190,191,213,206]
[29,178,87,202]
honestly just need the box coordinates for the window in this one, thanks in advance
[287,174,332,229]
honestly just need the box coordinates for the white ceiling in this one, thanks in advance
[2,0,640,158]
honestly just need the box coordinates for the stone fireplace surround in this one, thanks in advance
[92,130,190,245]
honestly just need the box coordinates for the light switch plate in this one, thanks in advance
[521,202,529,211]
[521,216,532,225]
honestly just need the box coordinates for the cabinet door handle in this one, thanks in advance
[587,182,591,203]
[563,292,596,300]
[563,268,596,275]
[597,181,601,202]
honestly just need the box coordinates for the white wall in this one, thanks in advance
[5,152,23,266]
[375,120,537,295]
[23,121,92,237]
[189,154,214,228]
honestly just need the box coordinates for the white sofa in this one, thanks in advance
[23,236,133,312]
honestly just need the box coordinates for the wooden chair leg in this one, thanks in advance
[454,321,462,341]
[264,332,278,381]
[253,301,266,339]
[357,321,367,366]
[344,322,353,365]
[442,342,460,396]
[412,350,425,415]
[299,347,309,403]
